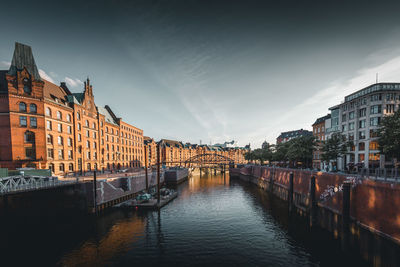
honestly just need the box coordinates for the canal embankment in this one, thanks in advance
[230,165,400,267]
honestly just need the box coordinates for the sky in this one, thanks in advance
[2,0,400,148]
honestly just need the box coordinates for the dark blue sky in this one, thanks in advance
[2,0,400,147]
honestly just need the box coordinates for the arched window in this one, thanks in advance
[69,163,74,172]
[59,163,65,172]
[46,107,52,117]
[24,131,35,143]
[23,77,31,94]
[49,163,55,173]
[29,104,37,113]
[57,111,62,120]
[19,102,27,112]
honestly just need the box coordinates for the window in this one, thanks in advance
[101,130,104,136]
[25,147,35,159]
[78,133,81,142]
[58,136,63,145]
[23,78,31,94]
[106,127,108,133]
[30,117,37,128]
[19,102,27,112]
[20,116,27,127]
[359,120,366,129]
[358,153,365,162]
[371,94,382,102]
[59,163,65,172]
[369,153,380,161]
[386,93,396,101]
[85,120,89,127]
[342,114,346,122]
[76,112,80,120]
[57,111,62,120]
[24,131,35,143]
[93,132,96,138]
[69,163,74,171]
[358,142,365,151]
[358,108,366,117]
[93,142,97,149]
[359,131,365,140]
[58,123,62,132]
[86,140,90,148]
[47,134,53,144]
[349,111,355,120]
[68,150,73,159]
[87,163,91,170]
[87,151,91,160]
[46,107,52,117]
[67,125,72,134]
[94,152,97,160]
[370,129,379,138]
[348,133,354,141]
[47,120,52,130]
[66,114,71,122]
[369,141,379,150]
[92,122,96,129]
[342,124,347,131]
[77,123,81,131]
[386,104,395,114]
[86,130,90,137]
[370,117,381,126]
[100,121,103,127]
[47,148,54,158]
[349,122,354,130]
[370,105,381,114]
[58,149,64,160]
[29,104,37,114]
[68,137,72,146]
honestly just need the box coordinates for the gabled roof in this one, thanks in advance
[43,80,70,102]
[0,70,7,93]
[97,106,118,126]
[312,114,331,126]
[8,42,41,81]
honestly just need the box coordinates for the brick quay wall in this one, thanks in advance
[230,165,400,267]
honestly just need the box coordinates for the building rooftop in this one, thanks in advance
[312,114,331,126]
[8,42,41,81]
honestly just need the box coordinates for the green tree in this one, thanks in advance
[285,135,316,168]
[378,110,400,163]
[273,141,290,162]
[321,133,352,165]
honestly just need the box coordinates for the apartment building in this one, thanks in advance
[312,114,330,169]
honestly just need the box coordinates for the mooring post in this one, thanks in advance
[269,167,274,193]
[144,146,149,191]
[341,181,351,251]
[157,143,161,205]
[93,170,97,214]
[288,172,294,213]
[309,175,317,228]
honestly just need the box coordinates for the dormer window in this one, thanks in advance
[23,78,31,94]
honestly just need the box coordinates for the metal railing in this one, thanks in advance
[0,176,75,195]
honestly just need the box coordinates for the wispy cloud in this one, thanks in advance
[65,77,83,87]
[245,52,400,147]
[39,69,56,83]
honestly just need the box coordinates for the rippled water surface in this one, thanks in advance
[2,173,367,266]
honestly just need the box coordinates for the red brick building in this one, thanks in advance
[312,114,330,170]
[0,42,144,175]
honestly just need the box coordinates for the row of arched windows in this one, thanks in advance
[19,102,37,113]
[46,107,72,122]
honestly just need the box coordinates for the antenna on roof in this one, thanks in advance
[376,73,378,84]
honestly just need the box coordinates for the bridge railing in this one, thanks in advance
[0,176,75,195]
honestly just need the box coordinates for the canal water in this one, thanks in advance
[1,173,368,266]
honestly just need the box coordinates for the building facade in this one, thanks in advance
[0,42,144,175]
[276,129,313,144]
[312,114,330,170]
[327,83,400,171]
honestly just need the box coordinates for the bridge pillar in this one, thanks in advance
[309,175,317,228]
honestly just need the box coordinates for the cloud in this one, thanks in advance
[39,69,56,83]
[65,77,83,87]
[0,61,11,68]
[245,52,400,147]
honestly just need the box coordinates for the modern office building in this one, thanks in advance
[327,83,400,170]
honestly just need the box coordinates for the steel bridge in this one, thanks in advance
[0,176,74,195]
[162,153,237,169]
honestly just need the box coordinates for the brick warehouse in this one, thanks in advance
[0,42,144,175]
